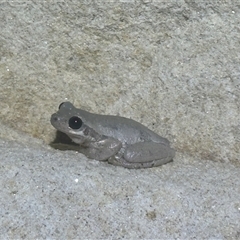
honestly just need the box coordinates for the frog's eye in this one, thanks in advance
[58,102,65,109]
[69,116,83,129]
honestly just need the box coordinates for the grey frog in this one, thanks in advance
[50,102,175,169]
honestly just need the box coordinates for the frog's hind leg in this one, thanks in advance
[108,142,175,169]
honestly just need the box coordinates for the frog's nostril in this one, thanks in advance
[51,115,59,122]
[69,116,83,129]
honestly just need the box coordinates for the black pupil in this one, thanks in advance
[68,116,82,129]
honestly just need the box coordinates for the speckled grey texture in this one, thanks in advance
[0,1,239,164]
[0,138,239,239]
[0,1,240,238]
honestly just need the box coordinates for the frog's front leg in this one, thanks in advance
[80,136,122,161]
[108,142,175,169]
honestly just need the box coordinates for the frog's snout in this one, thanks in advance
[51,113,58,121]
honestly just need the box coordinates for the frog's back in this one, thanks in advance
[81,111,169,145]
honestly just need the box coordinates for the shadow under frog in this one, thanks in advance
[50,102,175,169]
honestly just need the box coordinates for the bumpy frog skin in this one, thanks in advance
[50,102,175,169]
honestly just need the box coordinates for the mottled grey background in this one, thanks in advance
[0,1,239,164]
[0,1,239,239]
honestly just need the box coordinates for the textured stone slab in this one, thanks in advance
[0,2,239,164]
[0,138,239,239]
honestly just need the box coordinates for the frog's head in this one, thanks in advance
[51,102,99,144]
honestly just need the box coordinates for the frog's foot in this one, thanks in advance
[108,142,175,169]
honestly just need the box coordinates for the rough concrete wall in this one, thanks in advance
[0,1,239,165]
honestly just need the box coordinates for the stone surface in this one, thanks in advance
[0,1,240,239]
[0,1,239,164]
[0,138,239,239]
